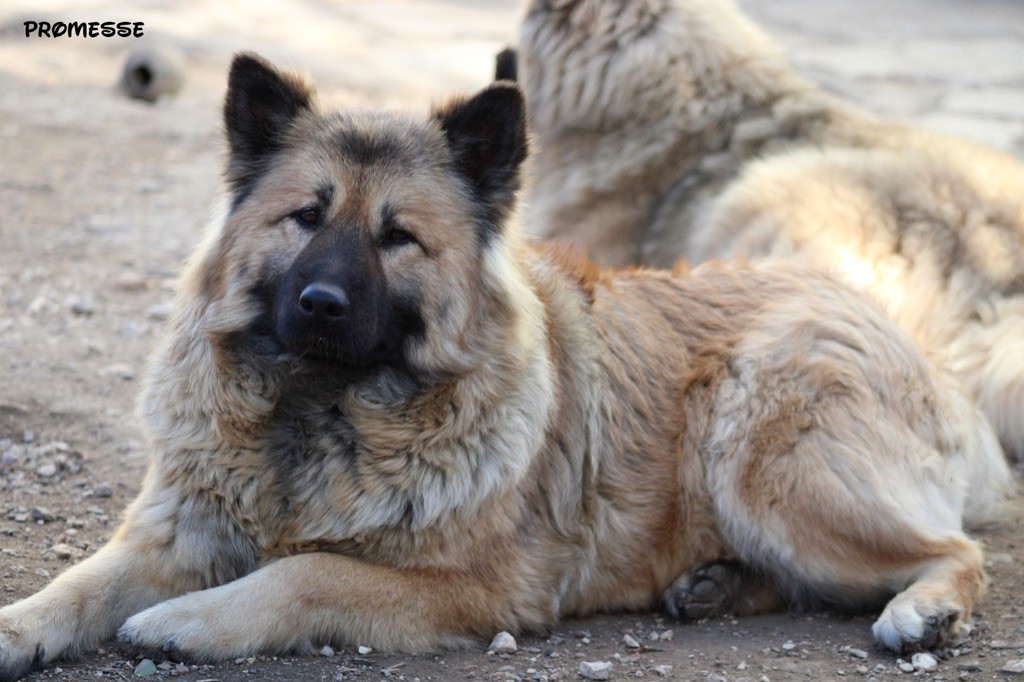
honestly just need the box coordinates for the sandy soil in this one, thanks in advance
[1,1,1023,680]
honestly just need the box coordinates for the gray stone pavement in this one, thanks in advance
[741,0,1024,153]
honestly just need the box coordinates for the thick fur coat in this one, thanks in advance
[0,54,1012,681]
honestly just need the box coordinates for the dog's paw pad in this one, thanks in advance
[663,561,744,621]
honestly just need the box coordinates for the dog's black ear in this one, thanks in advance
[433,82,528,238]
[494,47,518,82]
[223,52,313,196]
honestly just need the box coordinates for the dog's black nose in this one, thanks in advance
[298,283,349,320]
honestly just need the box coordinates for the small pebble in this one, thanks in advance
[48,543,80,560]
[623,634,640,649]
[320,645,334,657]
[357,645,372,655]
[782,640,796,650]
[115,272,149,292]
[146,302,174,321]
[1004,659,1024,674]
[69,296,95,316]
[899,661,915,673]
[654,665,672,677]
[101,364,136,381]
[134,659,157,677]
[578,661,612,680]
[91,483,113,498]
[489,631,517,654]
[30,506,55,523]
[36,463,57,478]
[913,652,938,672]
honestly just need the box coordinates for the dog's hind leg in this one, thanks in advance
[704,411,989,652]
[663,560,784,620]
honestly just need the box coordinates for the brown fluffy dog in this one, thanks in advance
[513,0,1024,460]
[0,54,1013,680]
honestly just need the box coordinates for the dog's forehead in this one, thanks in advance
[302,110,446,170]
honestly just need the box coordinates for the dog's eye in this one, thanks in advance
[382,227,417,248]
[292,206,321,228]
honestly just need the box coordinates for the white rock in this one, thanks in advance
[1004,660,1024,674]
[319,645,334,657]
[654,665,672,677]
[623,634,641,648]
[357,645,372,655]
[659,630,673,641]
[898,661,915,673]
[912,652,938,672]
[101,363,136,381]
[782,640,796,650]
[48,543,81,560]
[35,463,57,477]
[578,661,612,680]
[146,302,174,321]
[489,631,517,654]
[68,296,95,316]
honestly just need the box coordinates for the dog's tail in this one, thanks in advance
[494,47,517,82]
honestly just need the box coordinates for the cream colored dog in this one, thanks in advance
[515,0,1024,460]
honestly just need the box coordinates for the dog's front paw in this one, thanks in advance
[117,599,207,660]
[0,614,48,682]
[118,593,273,662]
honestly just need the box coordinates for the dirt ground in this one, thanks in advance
[1,1,1023,681]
